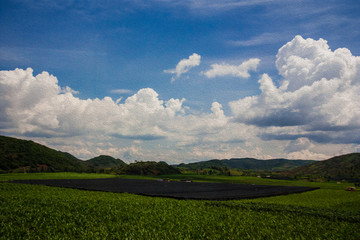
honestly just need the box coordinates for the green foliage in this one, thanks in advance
[177,159,228,170]
[0,172,116,182]
[85,155,126,169]
[2,134,359,184]
[0,135,87,173]
[85,155,127,173]
[225,158,316,171]
[289,153,360,181]
[156,174,355,190]
[0,135,178,176]
[117,161,181,175]
[177,158,315,172]
[1,179,359,240]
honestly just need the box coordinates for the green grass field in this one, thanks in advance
[1,173,359,239]
[0,172,116,182]
[156,174,354,190]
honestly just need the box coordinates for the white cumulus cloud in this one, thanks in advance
[1,35,359,162]
[0,68,238,160]
[229,35,360,144]
[164,53,201,82]
[203,58,260,78]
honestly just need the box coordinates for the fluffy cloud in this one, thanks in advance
[284,137,314,153]
[1,35,359,162]
[0,67,234,159]
[164,53,201,82]
[0,69,186,138]
[203,58,260,78]
[229,35,360,144]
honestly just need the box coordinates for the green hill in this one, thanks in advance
[118,161,181,175]
[85,155,126,169]
[177,158,315,172]
[0,135,87,172]
[0,135,179,175]
[224,158,315,171]
[177,159,228,170]
[288,153,360,180]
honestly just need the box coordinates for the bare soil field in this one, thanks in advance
[12,178,318,200]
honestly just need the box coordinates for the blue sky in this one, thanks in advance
[1,0,360,162]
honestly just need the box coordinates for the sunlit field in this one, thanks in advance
[1,173,359,239]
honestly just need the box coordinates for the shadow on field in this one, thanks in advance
[11,178,318,200]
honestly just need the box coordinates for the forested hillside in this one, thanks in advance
[288,153,360,180]
[177,158,315,172]
[85,155,126,169]
[0,135,86,172]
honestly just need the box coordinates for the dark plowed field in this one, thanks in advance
[12,178,318,200]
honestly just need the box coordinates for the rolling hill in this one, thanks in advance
[85,155,127,169]
[288,153,360,180]
[177,158,315,172]
[0,135,178,175]
[1,135,359,180]
[118,161,181,175]
[0,135,87,172]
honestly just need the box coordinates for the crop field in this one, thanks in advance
[1,173,360,239]
[0,172,116,182]
[11,178,318,200]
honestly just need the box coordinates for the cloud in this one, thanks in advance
[203,58,260,78]
[229,35,360,144]
[149,0,276,13]
[0,68,232,153]
[287,150,329,160]
[164,53,201,82]
[110,89,133,94]
[284,137,313,153]
[230,33,285,47]
[1,35,359,162]
[0,69,179,138]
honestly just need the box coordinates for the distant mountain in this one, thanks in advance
[85,155,126,169]
[177,159,228,170]
[0,135,87,172]
[224,158,315,171]
[3,135,357,179]
[288,153,360,180]
[177,158,315,171]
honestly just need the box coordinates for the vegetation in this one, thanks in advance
[1,135,359,183]
[116,161,181,176]
[0,135,87,173]
[0,172,116,182]
[225,158,315,171]
[85,155,126,173]
[154,174,355,190]
[177,158,315,172]
[288,153,360,181]
[0,136,181,176]
[1,173,359,239]
[2,134,359,238]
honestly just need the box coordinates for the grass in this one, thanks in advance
[0,172,116,182]
[157,174,354,190]
[1,173,359,239]
[1,172,354,190]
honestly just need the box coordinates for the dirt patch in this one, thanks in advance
[12,178,318,200]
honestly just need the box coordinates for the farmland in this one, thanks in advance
[1,173,360,239]
[11,178,318,200]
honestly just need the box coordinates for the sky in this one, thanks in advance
[1,0,360,163]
